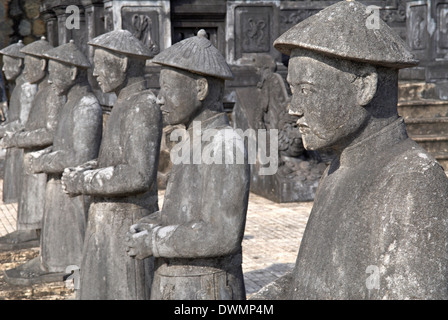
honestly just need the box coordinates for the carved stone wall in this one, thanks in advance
[103,0,170,54]
[226,1,280,65]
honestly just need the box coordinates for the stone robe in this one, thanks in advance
[0,75,37,203]
[12,81,65,231]
[290,118,448,299]
[16,80,55,230]
[77,81,162,300]
[149,113,250,300]
[32,84,102,273]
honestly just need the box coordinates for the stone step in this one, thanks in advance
[404,117,448,135]
[410,134,448,153]
[397,100,448,119]
[398,82,437,102]
[431,152,448,171]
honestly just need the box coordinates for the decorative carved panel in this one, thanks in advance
[437,3,448,54]
[234,5,276,61]
[121,7,160,56]
[407,2,428,51]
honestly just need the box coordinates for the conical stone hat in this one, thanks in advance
[152,29,234,80]
[0,40,25,59]
[274,0,418,69]
[88,29,154,59]
[20,36,54,59]
[44,40,91,69]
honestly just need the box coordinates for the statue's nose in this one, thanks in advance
[288,105,303,117]
[156,94,165,105]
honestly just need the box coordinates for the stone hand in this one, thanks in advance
[61,168,83,197]
[125,223,158,260]
[78,159,98,171]
[1,132,16,148]
[23,151,42,174]
[132,211,162,230]
[23,153,34,174]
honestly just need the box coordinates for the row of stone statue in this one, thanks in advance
[0,0,448,300]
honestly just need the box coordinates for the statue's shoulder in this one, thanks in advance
[387,138,447,185]
[128,89,159,114]
[129,88,156,102]
[16,74,27,87]
[78,91,101,108]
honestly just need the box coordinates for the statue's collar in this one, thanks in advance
[117,80,147,101]
[339,117,408,167]
[37,74,49,90]
[67,83,90,100]
[186,112,229,134]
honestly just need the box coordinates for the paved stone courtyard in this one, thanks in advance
[0,179,312,299]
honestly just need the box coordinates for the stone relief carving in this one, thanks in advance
[130,14,159,56]
[244,18,267,50]
[236,6,273,55]
[407,3,428,51]
[438,5,448,51]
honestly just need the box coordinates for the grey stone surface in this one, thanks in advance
[0,39,61,252]
[0,41,36,205]
[254,0,448,300]
[125,30,249,300]
[4,40,103,286]
[12,37,53,235]
[61,30,162,300]
[2,42,96,286]
[232,53,326,202]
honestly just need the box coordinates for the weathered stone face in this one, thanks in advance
[23,55,46,84]
[2,55,22,81]
[287,49,371,152]
[48,60,76,95]
[92,48,127,93]
[157,67,202,126]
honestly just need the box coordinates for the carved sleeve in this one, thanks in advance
[18,82,36,127]
[81,99,162,197]
[14,94,65,148]
[0,82,37,137]
[151,134,250,258]
[33,101,102,174]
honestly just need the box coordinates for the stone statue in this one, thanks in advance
[3,41,102,285]
[232,53,326,202]
[252,1,448,300]
[0,40,36,205]
[0,38,53,252]
[61,30,161,300]
[124,30,250,300]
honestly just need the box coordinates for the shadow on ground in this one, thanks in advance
[244,263,294,295]
[0,248,75,300]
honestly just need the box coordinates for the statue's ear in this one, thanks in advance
[17,58,23,68]
[196,77,209,101]
[119,56,129,73]
[40,59,47,71]
[355,66,377,107]
[70,66,78,81]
